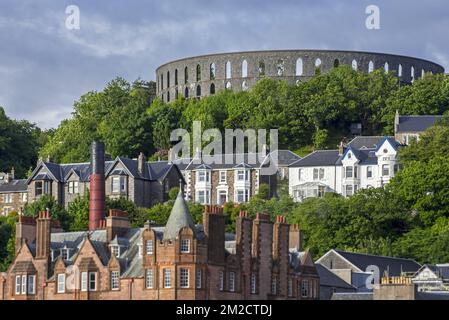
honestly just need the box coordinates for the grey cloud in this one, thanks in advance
[0,0,447,129]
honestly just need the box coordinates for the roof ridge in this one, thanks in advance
[336,249,419,262]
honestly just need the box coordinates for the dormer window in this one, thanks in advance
[180,239,190,253]
[111,176,127,193]
[237,170,250,181]
[61,248,70,260]
[145,240,153,255]
[197,171,210,183]
[383,149,388,154]
[111,245,120,258]
[68,181,79,194]
[348,153,352,159]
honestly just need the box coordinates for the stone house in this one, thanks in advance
[0,192,319,300]
[0,169,28,216]
[26,154,183,209]
[289,137,402,202]
[394,111,444,145]
[316,249,421,292]
[174,152,278,205]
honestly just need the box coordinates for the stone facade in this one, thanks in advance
[26,157,183,210]
[0,170,28,216]
[0,202,319,300]
[156,50,444,101]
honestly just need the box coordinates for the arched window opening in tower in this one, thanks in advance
[277,60,285,76]
[368,61,374,73]
[226,61,232,79]
[242,60,248,78]
[258,61,265,76]
[196,64,201,81]
[296,58,303,76]
[210,63,216,80]
[315,58,322,75]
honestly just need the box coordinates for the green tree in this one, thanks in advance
[23,195,71,230]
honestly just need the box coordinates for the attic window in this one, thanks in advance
[348,153,352,159]
[61,248,70,260]
[111,245,120,258]
[383,149,388,154]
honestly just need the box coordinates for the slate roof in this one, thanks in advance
[163,190,196,241]
[396,115,443,133]
[289,150,342,168]
[315,264,357,290]
[184,153,271,170]
[348,136,394,149]
[28,158,177,183]
[267,150,301,167]
[334,250,421,277]
[0,179,27,193]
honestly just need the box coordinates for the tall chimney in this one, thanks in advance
[36,209,51,259]
[138,152,146,176]
[89,141,106,231]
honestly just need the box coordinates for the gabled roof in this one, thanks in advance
[375,137,402,152]
[397,115,443,133]
[333,250,421,277]
[315,264,357,290]
[163,189,196,241]
[289,150,342,168]
[348,136,394,149]
[267,150,301,166]
[337,147,378,166]
[0,179,27,193]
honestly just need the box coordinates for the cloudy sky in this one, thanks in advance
[0,0,448,129]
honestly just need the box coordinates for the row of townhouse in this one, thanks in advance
[0,141,319,300]
[0,152,183,215]
[288,113,444,202]
[173,150,299,205]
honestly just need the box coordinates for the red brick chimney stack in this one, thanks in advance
[89,141,106,231]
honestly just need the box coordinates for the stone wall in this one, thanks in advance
[156,50,445,101]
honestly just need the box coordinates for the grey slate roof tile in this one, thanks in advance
[397,115,443,133]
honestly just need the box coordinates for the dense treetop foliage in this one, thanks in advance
[1,68,449,270]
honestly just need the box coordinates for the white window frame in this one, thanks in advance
[301,280,309,298]
[81,272,88,292]
[111,245,120,258]
[219,171,227,183]
[313,168,319,181]
[367,166,373,178]
[163,269,172,288]
[180,239,190,253]
[15,275,21,295]
[89,272,97,292]
[146,240,153,255]
[28,275,36,295]
[345,166,353,178]
[196,190,210,205]
[197,170,210,183]
[229,272,236,292]
[4,194,12,204]
[111,271,120,291]
[180,268,189,288]
[21,274,27,294]
[345,185,353,197]
[68,181,79,194]
[382,164,390,177]
[57,274,65,293]
[218,190,228,205]
[146,269,153,289]
[22,192,28,202]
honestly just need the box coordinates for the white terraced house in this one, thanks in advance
[288,136,403,202]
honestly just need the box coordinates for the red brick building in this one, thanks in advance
[0,142,319,300]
